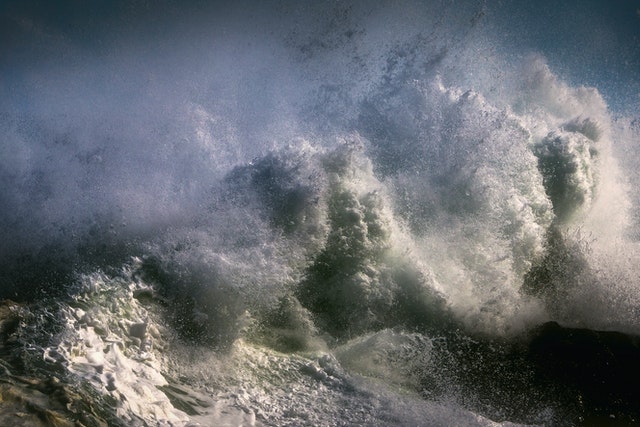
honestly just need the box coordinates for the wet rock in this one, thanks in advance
[529,321,640,424]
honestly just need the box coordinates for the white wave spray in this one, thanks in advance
[1,1,640,425]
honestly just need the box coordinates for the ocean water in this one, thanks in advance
[1,1,640,425]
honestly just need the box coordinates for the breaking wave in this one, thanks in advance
[1,1,640,425]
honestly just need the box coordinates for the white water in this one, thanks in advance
[44,262,538,426]
[1,0,640,425]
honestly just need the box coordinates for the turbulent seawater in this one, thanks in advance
[1,1,640,425]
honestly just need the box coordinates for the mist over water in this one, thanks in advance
[1,1,640,425]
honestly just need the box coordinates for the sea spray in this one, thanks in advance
[2,1,640,425]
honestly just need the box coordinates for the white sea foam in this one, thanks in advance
[43,264,542,426]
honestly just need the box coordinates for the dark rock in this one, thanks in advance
[529,321,640,424]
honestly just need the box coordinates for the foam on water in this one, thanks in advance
[40,263,544,426]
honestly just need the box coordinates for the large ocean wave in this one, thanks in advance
[1,1,640,425]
